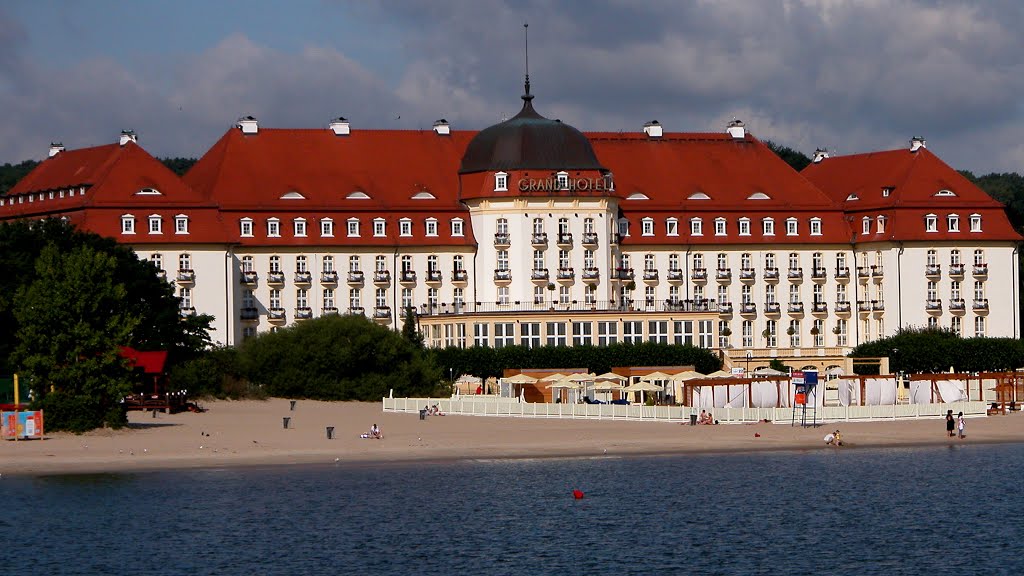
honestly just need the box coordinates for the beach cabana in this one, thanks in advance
[623,381,663,404]
[501,373,539,400]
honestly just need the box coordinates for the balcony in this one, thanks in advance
[240,307,259,321]
[926,299,942,313]
[973,264,988,278]
[494,269,512,284]
[718,301,733,315]
[872,301,885,312]
[948,263,965,278]
[268,307,287,322]
[346,270,364,285]
[835,302,851,315]
[812,302,828,315]
[399,270,417,285]
[425,269,443,285]
[739,268,756,283]
[556,232,573,247]
[240,270,259,285]
[787,302,804,315]
[857,301,871,313]
[531,268,550,283]
[739,302,757,316]
[811,267,827,281]
[493,233,511,247]
[582,268,600,283]
[871,265,884,280]
[925,264,941,278]
[787,267,803,281]
[295,307,313,320]
[835,266,850,282]
[642,269,659,283]
[267,271,286,285]
[581,232,599,247]
[321,270,339,284]
[452,269,469,284]
[373,270,391,285]
[178,306,196,318]
[176,269,195,284]
[323,307,339,315]
[373,306,392,321]
[613,268,635,281]
[949,298,966,312]
[294,270,313,285]
[716,268,732,283]
[691,268,708,282]
[156,269,167,280]
[610,233,621,246]
[531,232,548,247]
[557,267,575,281]
[857,266,870,281]
[973,298,989,312]
[347,306,365,316]
[667,269,685,283]
[765,302,781,315]
[763,267,780,282]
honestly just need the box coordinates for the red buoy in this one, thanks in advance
[754,433,761,437]
[573,489,585,499]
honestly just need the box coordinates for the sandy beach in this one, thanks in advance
[2,399,1022,475]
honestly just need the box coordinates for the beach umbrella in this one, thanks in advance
[539,373,567,382]
[594,372,627,382]
[623,380,664,404]
[504,373,539,384]
[671,371,705,381]
[706,370,734,378]
[639,371,673,382]
[753,367,786,377]
[566,373,595,382]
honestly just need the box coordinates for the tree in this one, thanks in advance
[0,159,40,195]
[764,140,812,172]
[13,245,141,431]
[401,306,424,348]
[158,157,198,176]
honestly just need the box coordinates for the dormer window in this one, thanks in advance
[666,218,678,237]
[495,172,508,192]
[425,218,438,237]
[347,218,359,237]
[294,218,307,237]
[347,191,370,200]
[762,218,775,236]
[862,217,871,235]
[121,214,136,235]
[934,189,957,197]
[947,214,959,232]
[882,187,892,198]
[785,218,798,236]
[555,171,569,190]
[876,216,886,234]
[240,218,253,237]
[809,218,822,236]
[175,214,189,234]
[925,214,938,233]
[399,218,412,237]
[135,187,162,196]
[618,218,630,237]
[373,218,386,237]
[641,218,654,236]
[970,214,982,232]
[846,193,859,201]
[148,215,163,234]
[747,192,771,200]
[715,218,727,236]
[690,217,703,236]
[451,218,464,237]
[267,218,281,237]
[738,218,751,236]
[320,218,334,237]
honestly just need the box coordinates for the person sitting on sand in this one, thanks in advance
[370,424,382,439]
[833,430,843,446]
[699,410,714,425]
[824,431,836,445]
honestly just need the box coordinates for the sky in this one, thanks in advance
[2,0,1023,174]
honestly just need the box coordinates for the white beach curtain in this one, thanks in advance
[725,384,748,408]
[750,380,781,408]
[863,377,897,405]
[909,380,933,404]
[936,379,968,403]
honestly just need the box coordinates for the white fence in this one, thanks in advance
[383,397,989,424]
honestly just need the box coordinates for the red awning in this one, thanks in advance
[119,346,168,374]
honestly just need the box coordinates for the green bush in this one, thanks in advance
[849,326,1024,374]
[34,392,126,433]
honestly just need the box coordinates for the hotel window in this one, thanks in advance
[497,218,509,235]
[148,215,163,234]
[925,214,937,232]
[862,217,871,235]
[320,218,334,237]
[296,288,308,309]
[765,253,776,270]
[546,322,567,346]
[151,253,164,274]
[974,281,985,301]
[346,219,360,237]
[178,253,191,272]
[836,252,847,270]
[583,217,595,234]
[717,253,728,270]
[559,250,570,270]
[666,218,679,236]
[950,250,961,266]
[425,218,438,237]
[927,250,937,266]
[375,255,387,272]
[533,218,545,235]
[717,321,730,348]
[241,289,255,309]
[453,288,464,309]
[789,284,800,304]
[240,218,253,237]
[740,253,751,270]
[927,316,938,329]
[669,253,679,271]
[836,283,847,302]
[521,322,541,348]
[324,288,335,309]
[642,218,654,236]
[970,214,982,232]
[400,255,412,272]
[623,321,643,344]
[690,218,703,236]
[742,320,753,347]
[974,316,986,338]
[836,319,848,346]
[556,171,569,190]
[715,218,727,236]
[876,216,886,234]
[497,286,510,305]
[717,285,728,304]
[762,218,775,236]
[269,289,281,309]
[809,218,822,236]
[786,218,798,236]
[533,286,544,304]
[373,218,386,237]
[618,218,630,237]
[698,320,713,349]
[951,316,962,336]
[947,214,960,232]
[693,252,704,270]
[765,320,777,348]
[927,281,937,301]
[241,255,254,273]
[572,322,593,346]
[648,320,669,344]
[674,321,694,346]
[294,218,307,237]
[179,287,192,309]
[497,250,509,271]
[738,218,751,236]
[323,256,334,273]
[813,284,823,304]
[494,172,508,192]
[974,249,985,266]
[669,286,680,303]
[427,288,439,310]
[474,323,490,347]
[269,255,281,273]
[401,288,413,310]
[175,215,189,234]
[882,187,892,197]
[296,255,308,273]
[494,323,514,348]
[598,321,618,345]
[788,252,799,271]
[644,253,656,271]
[348,256,360,272]
[121,214,136,234]
[558,218,569,235]
[453,255,464,272]
[584,250,595,269]
[427,255,439,274]
[645,286,656,305]
[951,281,961,300]
[451,218,464,237]
[267,218,280,237]
[349,288,361,310]
[399,218,412,237]
[765,284,776,304]
[789,320,801,347]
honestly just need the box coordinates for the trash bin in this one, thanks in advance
[419,409,426,420]
[690,414,698,426]
[290,400,297,411]
[283,417,291,429]
[326,426,335,439]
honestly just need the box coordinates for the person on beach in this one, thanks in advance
[824,431,835,445]
[370,424,382,439]
[946,410,955,437]
[957,412,965,439]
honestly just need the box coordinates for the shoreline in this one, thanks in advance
[2,399,1021,476]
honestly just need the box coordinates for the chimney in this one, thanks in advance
[643,120,663,138]
[328,117,350,136]
[237,116,259,135]
[726,119,746,139]
[119,130,137,146]
[48,142,65,158]
[812,148,830,163]
[432,119,451,135]
[910,136,926,152]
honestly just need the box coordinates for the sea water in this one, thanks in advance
[2,443,1022,575]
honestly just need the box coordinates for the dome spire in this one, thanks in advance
[522,22,533,102]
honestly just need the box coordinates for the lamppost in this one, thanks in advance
[746,350,753,376]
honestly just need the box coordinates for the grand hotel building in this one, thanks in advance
[2,86,1020,371]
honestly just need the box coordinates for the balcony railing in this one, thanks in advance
[373,270,391,283]
[765,302,781,314]
[178,306,196,317]
[973,298,989,310]
[582,268,600,281]
[531,232,548,246]
[323,307,339,315]
[871,266,884,278]
[494,269,512,282]
[691,268,708,281]
[240,271,258,285]
[718,301,733,314]
[835,302,851,313]
[400,270,417,283]
[267,271,285,284]
[581,232,599,246]
[374,306,392,318]
[176,269,195,283]
[667,269,684,282]
[643,269,659,281]
[948,264,965,277]
[295,307,313,319]
[613,268,635,281]
[346,270,364,284]
[413,299,723,316]
[294,270,313,284]
[557,268,575,280]
[739,268,756,281]
[857,301,871,312]
[716,268,732,281]
[787,268,803,280]
[321,270,339,284]
[240,307,259,320]
[857,266,870,279]
[531,268,549,281]
[926,299,942,311]
[973,264,988,277]
[452,269,468,283]
[949,298,966,311]
[812,302,827,313]
[347,306,365,315]
[493,233,511,247]
[425,270,443,283]
[872,301,885,311]
[925,264,942,277]
[268,307,287,320]
[764,267,780,280]
[835,266,850,279]
[739,303,757,314]
[788,302,804,314]
[811,267,827,280]
[556,233,573,246]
